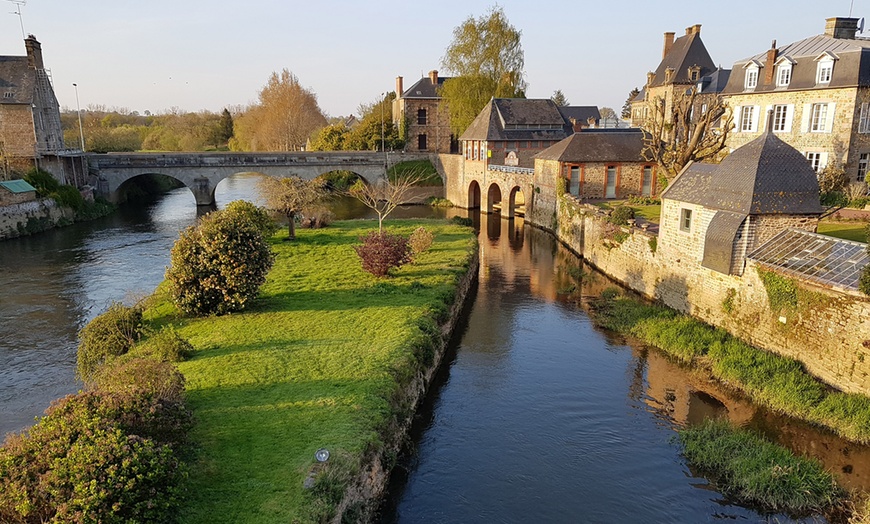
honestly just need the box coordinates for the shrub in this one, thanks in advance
[165,207,275,315]
[301,206,334,229]
[818,164,850,194]
[221,199,278,238]
[354,231,411,278]
[627,195,661,206]
[606,205,634,226]
[821,191,849,207]
[23,167,60,196]
[139,326,194,363]
[77,302,143,381]
[408,226,434,257]
[51,184,85,211]
[91,357,187,405]
[450,216,474,227]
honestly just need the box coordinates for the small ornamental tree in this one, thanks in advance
[354,231,411,278]
[348,172,428,233]
[260,175,328,240]
[165,207,274,316]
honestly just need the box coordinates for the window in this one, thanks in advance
[479,141,485,161]
[417,108,427,125]
[680,208,692,232]
[740,106,756,132]
[776,64,791,87]
[810,103,828,132]
[772,104,789,132]
[805,152,827,172]
[465,142,471,159]
[859,153,869,182]
[569,166,580,195]
[605,166,617,199]
[641,166,653,197]
[700,103,708,115]
[817,60,833,84]
[745,67,758,89]
[859,102,870,133]
[418,134,427,151]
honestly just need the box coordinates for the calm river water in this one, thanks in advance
[2,174,869,522]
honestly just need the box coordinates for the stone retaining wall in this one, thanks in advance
[0,198,73,240]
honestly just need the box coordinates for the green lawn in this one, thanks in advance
[142,220,476,523]
[595,200,662,224]
[817,220,869,243]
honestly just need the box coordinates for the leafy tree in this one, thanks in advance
[551,89,569,107]
[440,6,526,135]
[641,89,733,182]
[599,107,617,120]
[259,176,328,240]
[230,69,327,151]
[309,123,350,151]
[218,108,234,144]
[165,207,274,315]
[348,172,428,233]
[622,87,640,119]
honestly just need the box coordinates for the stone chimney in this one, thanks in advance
[24,35,44,69]
[764,40,777,84]
[825,17,859,39]
[396,76,404,97]
[429,70,438,85]
[587,116,597,128]
[662,32,675,59]
[685,24,701,36]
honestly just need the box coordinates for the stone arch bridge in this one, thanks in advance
[89,151,432,205]
[446,163,534,219]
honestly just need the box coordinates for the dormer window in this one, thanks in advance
[815,53,836,84]
[745,64,759,89]
[688,66,701,82]
[776,64,792,86]
[665,67,675,83]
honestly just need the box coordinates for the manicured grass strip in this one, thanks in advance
[142,220,476,523]
[817,221,869,243]
[590,294,870,443]
[387,159,443,186]
[678,419,844,513]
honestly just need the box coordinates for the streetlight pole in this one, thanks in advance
[381,92,387,175]
[72,83,84,151]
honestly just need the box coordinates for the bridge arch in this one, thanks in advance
[508,186,525,219]
[486,183,502,215]
[468,181,481,209]
[115,172,192,203]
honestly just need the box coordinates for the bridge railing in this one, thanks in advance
[89,151,430,169]
[487,164,535,175]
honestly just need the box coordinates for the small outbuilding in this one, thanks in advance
[658,120,823,275]
[0,179,37,206]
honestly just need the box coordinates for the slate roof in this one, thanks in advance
[401,75,452,99]
[558,106,600,125]
[0,56,34,105]
[460,98,574,142]
[0,179,36,193]
[722,33,870,94]
[696,67,731,94]
[536,129,645,163]
[662,128,823,215]
[701,210,747,273]
[650,30,716,87]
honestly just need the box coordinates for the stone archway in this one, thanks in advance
[468,180,481,209]
[114,173,191,203]
[486,183,502,215]
[508,186,525,218]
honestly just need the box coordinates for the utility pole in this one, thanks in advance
[381,92,387,175]
[73,83,85,151]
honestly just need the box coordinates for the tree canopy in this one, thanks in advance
[551,90,569,107]
[440,6,526,136]
[622,87,640,119]
[308,93,402,151]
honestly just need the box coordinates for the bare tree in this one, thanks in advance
[347,172,428,233]
[259,175,328,240]
[641,88,733,181]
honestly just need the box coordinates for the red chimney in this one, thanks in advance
[764,40,777,84]
[396,76,404,97]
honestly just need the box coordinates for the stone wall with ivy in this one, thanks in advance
[0,198,73,240]
[537,194,870,395]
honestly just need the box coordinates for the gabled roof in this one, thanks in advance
[460,98,573,142]
[401,75,452,99]
[0,56,34,105]
[0,179,36,193]
[662,129,823,215]
[696,67,731,94]
[650,29,716,87]
[536,129,645,163]
[558,106,600,125]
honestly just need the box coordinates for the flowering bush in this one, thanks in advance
[354,231,411,277]
[76,302,143,381]
[408,226,434,258]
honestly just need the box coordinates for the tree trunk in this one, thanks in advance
[287,212,297,240]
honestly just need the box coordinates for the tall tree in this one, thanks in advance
[440,6,526,136]
[231,69,327,151]
[641,89,733,182]
[551,90,569,107]
[622,87,640,119]
[218,108,234,144]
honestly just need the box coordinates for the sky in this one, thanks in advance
[0,1,864,118]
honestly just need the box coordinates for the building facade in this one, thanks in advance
[392,71,457,154]
[722,17,870,181]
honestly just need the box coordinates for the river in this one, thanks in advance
[2,174,869,522]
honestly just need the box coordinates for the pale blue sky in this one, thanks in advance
[0,1,862,117]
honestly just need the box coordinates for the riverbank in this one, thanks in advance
[0,197,116,240]
[141,219,477,523]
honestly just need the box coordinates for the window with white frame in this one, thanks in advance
[810,103,829,132]
[859,102,870,133]
[805,152,827,172]
[772,104,789,132]
[680,208,692,232]
[858,153,869,182]
[817,59,833,84]
[776,64,791,87]
[740,106,756,132]
[745,67,758,89]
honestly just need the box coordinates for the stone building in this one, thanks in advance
[0,35,84,184]
[392,71,457,153]
[0,179,36,205]
[722,17,870,181]
[659,120,823,275]
[630,24,719,128]
[534,128,657,200]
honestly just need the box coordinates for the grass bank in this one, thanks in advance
[817,220,868,243]
[142,219,477,523]
[678,419,844,514]
[589,292,870,443]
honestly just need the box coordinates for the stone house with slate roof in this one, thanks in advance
[0,179,36,205]
[722,17,870,182]
[534,128,656,200]
[659,118,823,276]
[392,71,458,154]
[630,24,720,128]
